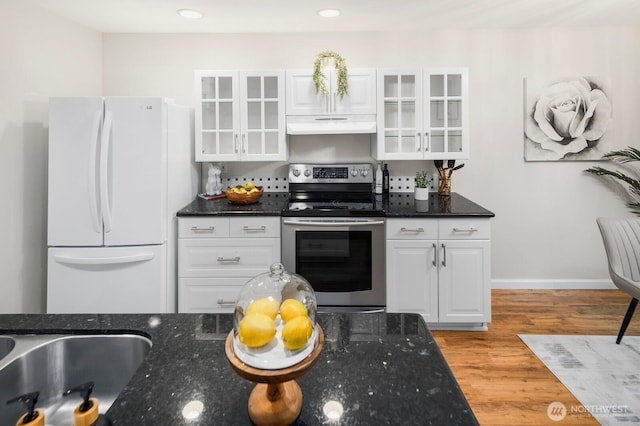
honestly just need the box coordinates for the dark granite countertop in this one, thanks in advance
[177,193,289,216]
[0,313,477,425]
[382,193,495,218]
[177,192,494,218]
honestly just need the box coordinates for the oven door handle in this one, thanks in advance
[282,219,385,227]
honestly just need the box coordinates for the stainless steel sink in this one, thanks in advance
[0,334,151,426]
[0,336,15,361]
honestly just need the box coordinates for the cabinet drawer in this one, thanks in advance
[438,218,491,240]
[229,217,280,238]
[387,219,438,239]
[179,217,230,238]
[179,278,246,313]
[179,238,280,277]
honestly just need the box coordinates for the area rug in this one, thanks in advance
[519,335,640,425]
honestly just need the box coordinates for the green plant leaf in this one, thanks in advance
[415,171,429,188]
[602,147,640,163]
[584,145,640,216]
[313,51,349,98]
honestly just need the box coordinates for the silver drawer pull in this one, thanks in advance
[452,227,478,233]
[400,227,424,233]
[432,243,437,266]
[243,225,266,232]
[191,226,214,232]
[217,256,240,263]
[217,299,236,306]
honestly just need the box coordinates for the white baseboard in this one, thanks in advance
[491,279,616,290]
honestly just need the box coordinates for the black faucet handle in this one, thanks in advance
[63,381,95,412]
[6,391,41,423]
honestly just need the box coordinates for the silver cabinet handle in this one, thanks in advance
[217,256,240,263]
[400,227,424,233]
[191,226,214,232]
[432,242,437,266]
[416,132,421,152]
[234,134,239,153]
[217,299,236,306]
[243,225,266,232]
[453,227,478,233]
[424,131,430,151]
[283,219,384,227]
[242,134,247,153]
[441,243,446,267]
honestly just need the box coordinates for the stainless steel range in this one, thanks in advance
[281,163,385,312]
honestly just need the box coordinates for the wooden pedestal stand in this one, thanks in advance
[225,325,325,426]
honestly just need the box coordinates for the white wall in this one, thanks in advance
[3,22,636,313]
[103,28,638,288]
[0,1,102,313]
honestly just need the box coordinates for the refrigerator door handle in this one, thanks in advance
[53,252,155,265]
[89,110,102,233]
[100,110,113,233]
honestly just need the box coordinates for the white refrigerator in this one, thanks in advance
[47,97,197,313]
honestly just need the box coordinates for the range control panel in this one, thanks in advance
[289,164,374,184]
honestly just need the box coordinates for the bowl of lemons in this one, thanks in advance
[232,263,318,370]
[226,181,263,205]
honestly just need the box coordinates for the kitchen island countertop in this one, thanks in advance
[0,313,478,425]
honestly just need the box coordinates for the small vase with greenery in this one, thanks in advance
[584,146,640,215]
[415,171,430,200]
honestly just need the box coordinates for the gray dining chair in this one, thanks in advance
[596,217,640,344]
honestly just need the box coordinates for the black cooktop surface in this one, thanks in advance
[284,202,384,216]
[283,192,386,217]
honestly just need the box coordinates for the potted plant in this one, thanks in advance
[415,171,430,200]
[584,147,640,215]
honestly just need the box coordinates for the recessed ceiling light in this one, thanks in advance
[177,9,203,19]
[317,9,341,18]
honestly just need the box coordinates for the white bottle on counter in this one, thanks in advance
[375,162,383,194]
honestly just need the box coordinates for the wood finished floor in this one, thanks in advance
[431,289,640,426]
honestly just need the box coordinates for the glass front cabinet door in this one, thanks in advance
[374,68,469,160]
[195,70,287,162]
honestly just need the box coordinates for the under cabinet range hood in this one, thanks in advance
[286,114,377,135]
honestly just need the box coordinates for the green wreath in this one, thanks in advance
[313,50,349,98]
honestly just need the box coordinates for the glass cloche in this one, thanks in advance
[232,263,318,369]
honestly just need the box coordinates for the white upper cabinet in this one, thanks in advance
[373,68,469,160]
[194,70,287,162]
[285,68,377,115]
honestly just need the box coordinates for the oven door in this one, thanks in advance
[281,217,386,310]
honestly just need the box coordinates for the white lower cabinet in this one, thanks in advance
[386,218,491,328]
[178,216,281,313]
[386,239,439,322]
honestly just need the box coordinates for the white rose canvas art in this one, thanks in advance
[524,76,613,161]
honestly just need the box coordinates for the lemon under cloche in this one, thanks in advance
[232,263,318,369]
